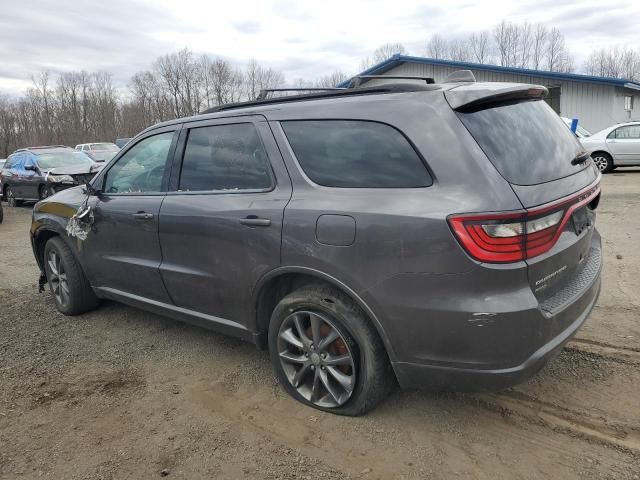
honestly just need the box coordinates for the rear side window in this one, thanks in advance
[457,99,586,185]
[281,120,432,188]
[610,125,640,139]
[179,123,273,191]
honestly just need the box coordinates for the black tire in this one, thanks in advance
[268,283,395,416]
[5,186,21,207]
[43,236,98,315]
[592,152,613,173]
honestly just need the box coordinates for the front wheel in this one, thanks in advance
[43,237,98,315]
[38,184,50,200]
[5,186,20,207]
[268,284,394,416]
[592,152,613,173]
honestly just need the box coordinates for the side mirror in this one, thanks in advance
[24,164,37,172]
[84,181,102,196]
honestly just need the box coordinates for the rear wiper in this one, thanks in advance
[571,151,590,166]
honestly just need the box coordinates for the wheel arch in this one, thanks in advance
[252,267,398,363]
[591,150,613,162]
[32,227,62,272]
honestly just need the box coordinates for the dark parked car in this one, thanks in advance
[2,146,101,205]
[30,75,602,415]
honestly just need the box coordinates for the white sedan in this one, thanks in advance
[580,121,640,173]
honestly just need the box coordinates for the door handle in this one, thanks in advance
[239,216,271,227]
[132,212,154,220]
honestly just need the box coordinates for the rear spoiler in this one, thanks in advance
[445,83,548,111]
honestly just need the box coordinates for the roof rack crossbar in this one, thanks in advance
[348,75,435,88]
[256,87,346,100]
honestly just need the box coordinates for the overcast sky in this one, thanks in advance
[0,0,638,95]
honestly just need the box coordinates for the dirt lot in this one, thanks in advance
[1,171,639,480]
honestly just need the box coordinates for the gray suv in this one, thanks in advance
[30,76,602,415]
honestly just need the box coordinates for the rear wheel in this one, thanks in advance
[268,284,394,416]
[592,152,613,173]
[43,237,98,315]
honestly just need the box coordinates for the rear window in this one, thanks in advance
[281,120,432,188]
[457,100,587,185]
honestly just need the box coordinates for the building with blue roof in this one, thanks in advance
[340,55,640,132]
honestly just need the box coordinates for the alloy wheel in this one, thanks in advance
[47,249,70,307]
[277,310,356,408]
[592,155,609,172]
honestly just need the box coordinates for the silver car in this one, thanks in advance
[74,142,120,163]
[580,121,640,173]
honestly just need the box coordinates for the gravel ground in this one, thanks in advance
[1,170,639,479]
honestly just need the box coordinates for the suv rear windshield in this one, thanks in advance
[282,120,432,188]
[457,99,587,185]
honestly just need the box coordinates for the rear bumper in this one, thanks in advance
[363,231,602,391]
[393,273,600,390]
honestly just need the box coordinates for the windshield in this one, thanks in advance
[36,151,94,169]
[457,99,589,186]
[92,143,119,151]
[576,125,591,137]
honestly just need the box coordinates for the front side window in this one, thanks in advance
[281,120,432,188]
[103,132,174,194]
[178,123,273,191]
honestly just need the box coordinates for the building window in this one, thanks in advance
[624,95,634,111]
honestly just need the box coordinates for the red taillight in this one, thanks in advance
[448,184,600,263]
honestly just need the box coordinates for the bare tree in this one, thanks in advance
[532,24,547,70]
[315,71,348,88]
[546,27,573,72]
[493,20,512,66]
[426,34,449,59]
[518,22,533,68]
[584,46,640,80]
[372,43,407,63]
[470,31,491,64]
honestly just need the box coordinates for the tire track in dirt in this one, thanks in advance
[475,390,640,455]
[569,338,640,360]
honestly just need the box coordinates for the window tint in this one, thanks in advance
[457,99,586,186]
[179,123,272,191]
[281,120,432,188]
[613,125,640,139]
[103,132,174,194]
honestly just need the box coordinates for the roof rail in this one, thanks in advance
[201,84,434,114]
[347,75,435,88]
[24,145,69,151]
[256,87,346,100]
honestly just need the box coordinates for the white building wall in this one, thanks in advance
[367,63,636,133]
